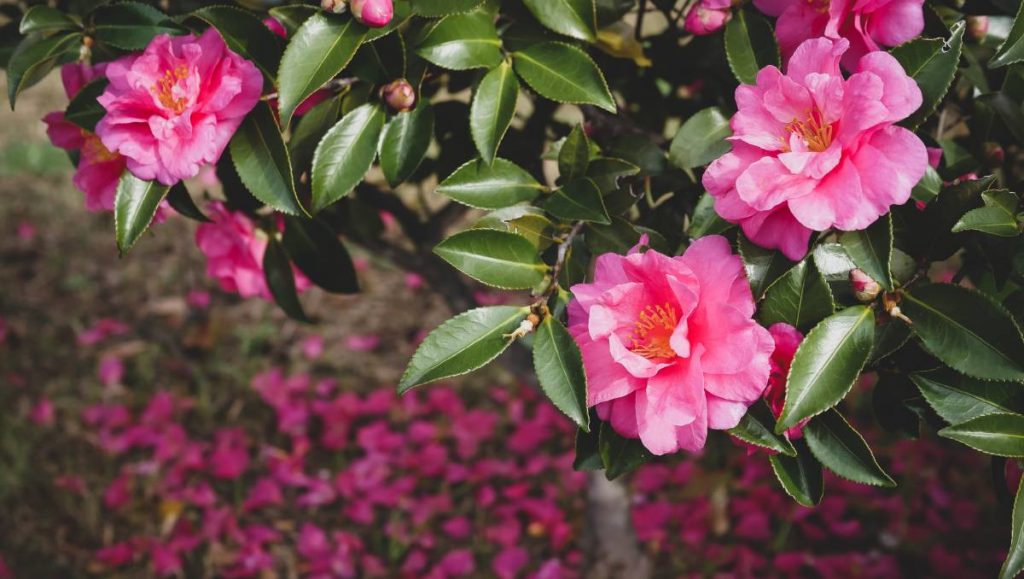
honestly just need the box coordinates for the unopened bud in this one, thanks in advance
[684,3,731,36]
[351,0,394,27]
[380,78,417,112]
[967,16,989,42]
[850,269,882,302]
[985,141,1005,167]
[320,0,347,14]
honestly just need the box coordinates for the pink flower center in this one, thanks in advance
[630,303,679,359]
[152,65,191,115]
[782,108,834,152]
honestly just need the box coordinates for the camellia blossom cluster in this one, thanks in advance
[95,28,262,186]
[703,37,929,260]
[569,236,773,455]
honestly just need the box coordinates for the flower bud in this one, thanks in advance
[850,269,882,302]
[320,0,347,14]
[351,0,394,28]
[380,78,417,112]
[684,0,732,36]
[967,16,989,42]
[985,141,1005,167]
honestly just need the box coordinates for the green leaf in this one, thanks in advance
[574,415,603,470]
[282,217,359,294]
[188,6,282,85]
[839,213,894,291]
[902,284,1024,381]
[992,2,1024,68]
[522,0,596,41]
[723,9,780,85]
[545,178,610,224]
[727,399,797,456]
[411,0,484,17]
[1001,475,1024,579]
[229,102,306,216]
[267,5,317,36]
[470,61,520,165]
[437,158,544,209]
[311,103,386,213]
[288,94,342,173]
[599,421,652,480]
[90,2,184,50]
[114,171,170,256]
[739,234,794,299]
[19,6,79,35]
[953,189,1021,237]
[776,306,876,433]
[277,13,367,127]
[165,183,210,223]
[7,32,80,109]
[434,229,549,289]
[415,11,502,70]
[585,217,641,255]
[870,320,912,363]
[891,21,965,130]
[939,413,1024,457]
[559,125,591,181]
[399,306,529,392]
[350,31,406,85]
[513,42,615,112]
[64,78,109,132]
[263,235,310,323]
[380,102,434,187]
[758,260,835,332]
[912,368,1024,425]
[804,409,896,487]
[586,157,639,193]
[669,108,732,171]
[534,317,590,430]
[769,440,824,507]
[475,206,555,250]
[912,165,942,203]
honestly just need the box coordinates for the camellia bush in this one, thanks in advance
[7,0,1024,574]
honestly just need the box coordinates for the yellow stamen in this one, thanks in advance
[630,303,678,359]
[783,108,834,153]
[152,65,190,114]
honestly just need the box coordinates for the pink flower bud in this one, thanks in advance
[351,0,394,27]
[850,269,882,302]
[967,16,989,42]
[684,0,731,36]
[381,78,417,112]
[985,141,1005,167]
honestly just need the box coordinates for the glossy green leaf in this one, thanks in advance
[585,217,641,255]
[545,178,611,224]
[91,2,184,50]
[727,399,797,456]
[350,32,407,85]
[724,9,780,85]
[839,213,894,291]
[769,440,824,507]
[410,0,484,17]
[64,78,108,132]
[165,183,210,223]
[599,421,652,480]
[513,42,615,112]
[939,413,1024,457]
[534,317,590,430]
[953,189,1021,237]
[263,235,310,322]
[902,284,1024,381]
[758,260,835,332]
[277,13,367,126]
[891,21,965,129]
[776,306,876,433]
[114,171,170,256]
[522,0,596,41]
[267,5,317,36]
[912,165,942,203]
[229,102,306,216]
[380,102,434,187]
[282,217,359,294]
[804,410,896,487]
[288,94,342,173]
[992,2,1024,68]
[470,61,519,165]
[559,125,591,181]
[912,368,1024,425]
[7,31,80,109]
[188,6,282,84]
[415,11,502,70]
[311,103,386,213]
[1001,475,1024,579]
[399,306,529,392]
[739,234,794,299]
[19,6,79,35]
[687,193,733,238]
[586,157,639,193]
[475,206,555,250]
[437,158,544,209]
[434,229,549,289]
[669,107,732,170]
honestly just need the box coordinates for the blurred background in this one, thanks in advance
[0,72,1013,579]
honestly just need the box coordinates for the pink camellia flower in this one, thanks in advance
[765,323,805,438]
[685,0,732,35]
[754,0,925,68]
[702,38,928,261]
[43,63,127,212]
[568,236,773,455]
[95,29,262,186]
[195,202,311,300]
